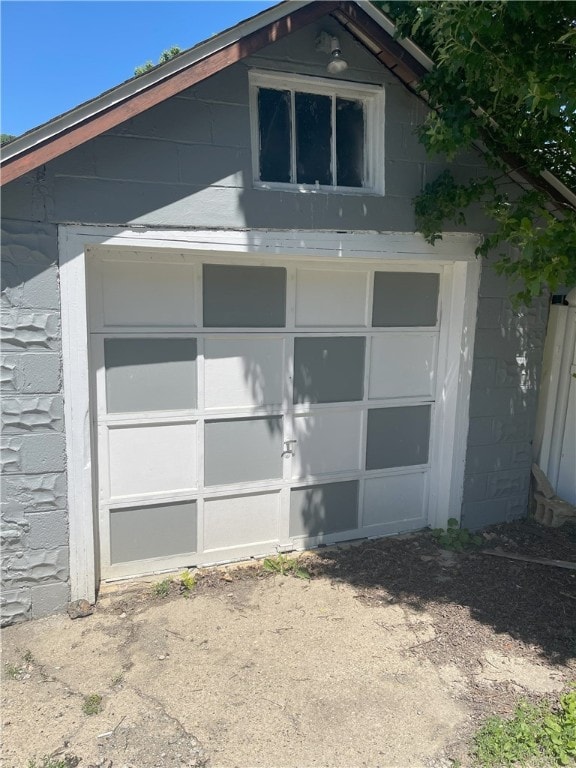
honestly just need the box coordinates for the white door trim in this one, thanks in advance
[59,225,481,599]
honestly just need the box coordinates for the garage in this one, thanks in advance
[86,243,467,580]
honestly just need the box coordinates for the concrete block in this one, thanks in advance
[1,434,66,474]
[467,417,497,446]
[0,353,61,394]
[210,104,251,147]
[1,220,58,265]
[1,472,67,516]
[468,387,536,419]
[108,99,212,144]
[466,443,514,474]
[463,473,488,503]
[0,587,31,626]
[385,160,424,198]
[2,547,69,587]
[0,521,29,552]
[486,469,531,499]
[461,498,509,528]
[479,262,522,298]
[178,63,248,105]
[470,359,496,390]
[94,136,179,183]
[1,263,60,310]
[177,144,250,186]
[1,311,60,351]
[27,509,68,550]
[1,395,64,433]
[31,581,70,619]
[476,298,504,329]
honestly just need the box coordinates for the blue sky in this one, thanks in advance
[1,1,277,137]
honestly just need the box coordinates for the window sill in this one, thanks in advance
[253,181,385,197]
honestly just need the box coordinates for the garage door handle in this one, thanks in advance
[282,440,297,458]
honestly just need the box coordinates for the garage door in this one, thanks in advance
[89,251,445,579]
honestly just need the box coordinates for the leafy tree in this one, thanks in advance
[134,45,182,77]
[376,1,576,302]
[1,133,16,145]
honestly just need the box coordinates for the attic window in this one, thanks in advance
[249,71,384,194]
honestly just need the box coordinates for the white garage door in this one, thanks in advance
[89,251,447,579]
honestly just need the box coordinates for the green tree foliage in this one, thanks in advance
[1,134,17,145]
[134,45,182,77]
[375,1,576,302]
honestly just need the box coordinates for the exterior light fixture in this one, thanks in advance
[316,31,349,75]
[327,36,348,74]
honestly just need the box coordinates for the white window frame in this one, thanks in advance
[249,70,385,195]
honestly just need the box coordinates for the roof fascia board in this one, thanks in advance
[2,1,308,164]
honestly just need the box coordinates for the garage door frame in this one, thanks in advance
[59,225,482,602]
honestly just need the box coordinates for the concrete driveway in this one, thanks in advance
[2,546,569,768]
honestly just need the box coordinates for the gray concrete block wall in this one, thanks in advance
[461,256,548,529]
[1,221,70,626]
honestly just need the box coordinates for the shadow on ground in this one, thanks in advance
[307,519,576,666]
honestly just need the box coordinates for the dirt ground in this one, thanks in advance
[2,520,575,768]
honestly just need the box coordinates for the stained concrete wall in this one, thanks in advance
[0,14,548,623]
[1,221,70,625]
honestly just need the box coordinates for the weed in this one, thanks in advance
[262,553,311,580]
[4,662,22,679]
[473,688,576,766]
[82,693,103,716]
[23,649,34,664]
[111,672,124,686]
[178,569,196,596]
[432,518,483,552]
[28,756,80,768]
[152,578,172,598]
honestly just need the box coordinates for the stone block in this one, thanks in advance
[2,547,69,587]
[466,443,514,474]
[463,473,488,503]
[1,220,58,265]
[31,581,70,619]
[470,359,496,390]
[476,298,504,329]
[27,509,68,550]
[0,434,66,474]
[467,417,497,446]
[1,395,64,433]
[0,521,29,552]
[461,498,509,528]
[1,472,67,516]
[1,311,60,351]
[0,353,61,394]
[468,387,536,419]
[486,469,531,499]
[0,587,31,626]
[1,263,60,311]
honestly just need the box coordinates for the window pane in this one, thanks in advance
[295,92,331,185]
[258,88,291,183]
[336,98,364,187]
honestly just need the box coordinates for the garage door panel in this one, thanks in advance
[108,423,197,498]
[203,264,286,327]
[372,272,439,327]
[293,337,365,404]
[366,405,431,469]
[105,338,197,413]
[369,334,437,400]
[363,473,426,527]
[292,410,362,478]
[295,269,367,327]
[99,260,197,327]
[204,337,284,410]
[290,480,359,538]
[204,416,283,486]
[203,492,280,551]
[110,501,197,564]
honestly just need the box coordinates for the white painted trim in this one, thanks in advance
[58,226,97,604]
[248,69,385,193]
[60,225,480,595]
